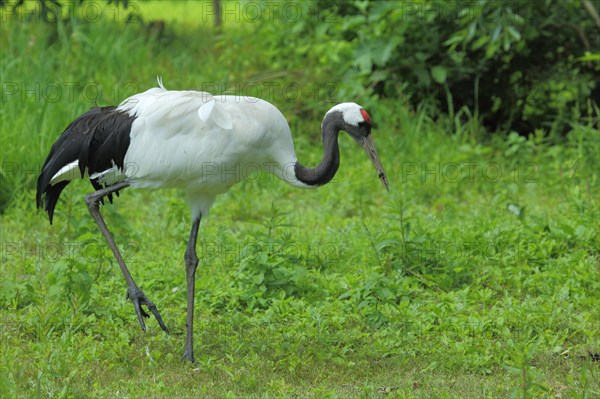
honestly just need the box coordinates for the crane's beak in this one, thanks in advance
[358,134,389,191]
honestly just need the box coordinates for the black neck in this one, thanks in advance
[294,115,340,186]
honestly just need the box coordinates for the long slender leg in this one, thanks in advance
[182,216,201,363]
[85,182,169,333]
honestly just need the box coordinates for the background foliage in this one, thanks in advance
[258,0,599,134]
[1,0,599,398]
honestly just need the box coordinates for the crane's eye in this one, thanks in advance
[358,121,366,127]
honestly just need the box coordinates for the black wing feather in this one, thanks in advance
[36,106,134,224]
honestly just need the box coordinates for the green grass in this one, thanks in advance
[1,2,599,398]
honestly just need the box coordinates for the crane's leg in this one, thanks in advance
[182,216,201,363]
[85,181,169,333]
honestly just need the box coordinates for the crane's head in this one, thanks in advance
[325,103,389,191]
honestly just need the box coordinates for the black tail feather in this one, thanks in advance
[43,181,70,225]
[36,106,134,223]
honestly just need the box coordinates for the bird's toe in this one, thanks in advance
[126,287,168,333]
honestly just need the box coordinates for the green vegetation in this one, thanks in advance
[1,1,598,398]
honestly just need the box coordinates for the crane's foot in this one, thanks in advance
[126,286,169,333]
[182,349,196,364]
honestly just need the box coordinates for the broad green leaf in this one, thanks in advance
[413,66,431,86]
[372,40,395,66]
[503,33,511,51]
[431,66,447,84]
[576,52,600,62]
[491,25,502,42]
[253,272,264,285]
[443,35,463,47]
[507,26,521,41]
[486,42,500,58]
[467,23,477,41]
[472,35,489,50]
[354,50,373,74]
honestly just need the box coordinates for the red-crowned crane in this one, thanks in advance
[36,78,389,363]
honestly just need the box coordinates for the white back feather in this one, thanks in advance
[119,81,233,130]
[197,99,215,122]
